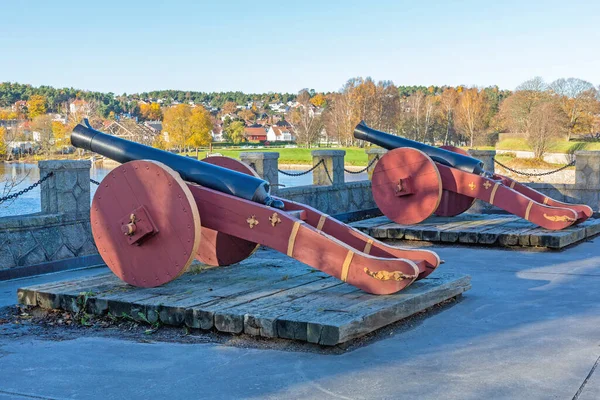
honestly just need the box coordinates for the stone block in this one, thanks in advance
[32,227,64,258]
[239,152,280,190]
[365,148,387,180]
[311,150,345,186]
[60,223,88,253]
[18,246,48,267]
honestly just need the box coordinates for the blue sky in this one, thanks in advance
[1,0,598,94]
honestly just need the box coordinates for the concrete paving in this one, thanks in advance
[2,240,600,399]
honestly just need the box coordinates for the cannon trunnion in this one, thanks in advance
[355,121,593,230]
[73,123,442,294]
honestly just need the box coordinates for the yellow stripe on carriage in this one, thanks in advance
[341,251,354,282]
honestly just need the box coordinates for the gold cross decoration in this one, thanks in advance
[246,215,259,229]
[468,182,476,191]
[269,212,281,227]
[483,181,492,189]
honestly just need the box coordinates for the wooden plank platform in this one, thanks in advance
[351,214,600,249]
[16,251,471,346]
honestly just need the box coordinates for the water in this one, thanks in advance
[0,162,367,217]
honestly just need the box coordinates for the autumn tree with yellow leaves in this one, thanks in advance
[27,95,47,119]
[162,104,212,155]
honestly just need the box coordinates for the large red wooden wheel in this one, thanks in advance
[371,148,442,225]
[195,156,259,266]
[91,160,201,287]
[434,145,476,217]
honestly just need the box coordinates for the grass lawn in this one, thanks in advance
[494,153,573,170]
[200,147,369,166]
[496,138,600,153]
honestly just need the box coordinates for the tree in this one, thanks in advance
[310,93,326,108]
[455,88,489,147]
[528,100,567,159]
[163,104,192,151]
[0,127,7,160]
[27,95,47,119]
[499,79,567,159]
[31,114,54,155]
[186,107,213,157]
[238,108,255,122]
[439,88,458,144]
[225,121,246,144]
[290,105,322,147]
[221,101,238,115]
[51,121,69,152]
[549,78,598,139]
[139,102,162,121]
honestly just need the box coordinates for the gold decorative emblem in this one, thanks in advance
[363,267,416,281]
[483,181,492,189]
[269,212,281,227]
[543,213,576,222]
[246,215,259,229]
[468,182,476,191]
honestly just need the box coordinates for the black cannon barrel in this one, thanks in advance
[71,121,284,209]
[354,121,485,175]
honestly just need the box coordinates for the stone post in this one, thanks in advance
[575,151,600,188]
[239,152,280,191]
[311,150,345,186]
[468,149,496,175]
[38,160,91,219]
[365,148,387,180]
[466,150,496,213]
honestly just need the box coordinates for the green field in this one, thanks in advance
[203,147,369,166]
[496,138,600,153]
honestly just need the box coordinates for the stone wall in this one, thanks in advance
[278,181,377,217]
[0,160,99,276]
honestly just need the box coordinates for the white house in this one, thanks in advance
[267,125,295,142]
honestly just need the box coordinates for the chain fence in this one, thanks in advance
[277,159,335,184]
[0,172,54,205]
[344,155,380,174]
[90,178,101,185]
[278,159,325,176]
[493,158,575,177]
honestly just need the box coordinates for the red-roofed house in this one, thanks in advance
[244,127,267,142]
[267,125,295,142]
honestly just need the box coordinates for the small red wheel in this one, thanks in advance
[91,160,201,287]
[434,146,476,217]
[371,148,442,225]
[195,156,259,266]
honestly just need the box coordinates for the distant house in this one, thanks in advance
[69,99,88,114]
[12,100,27,113]
[211,124,225,142]
[144,121,163,133]
[267,125,295,142]
[244,127,267,142]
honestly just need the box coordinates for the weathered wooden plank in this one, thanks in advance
[351,214,600,249]
[18,254,473,346]
[306,273,471,345]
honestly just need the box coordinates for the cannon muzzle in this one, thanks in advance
[354,121,485,175]
[71,120,284,209]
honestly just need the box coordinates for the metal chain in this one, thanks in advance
[493,158,575,177]
[321,161,334,184]
[344,155,380,174]
[90,179,101,185]
[0,172,54,204]
[278,159,325,176]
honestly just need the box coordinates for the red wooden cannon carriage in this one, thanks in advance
[71,122,441,295]
[355,121,592,231]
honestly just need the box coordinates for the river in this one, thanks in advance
[0,162,367,217]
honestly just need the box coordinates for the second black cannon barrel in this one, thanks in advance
[354,121,485,175]
[71,121,284,209]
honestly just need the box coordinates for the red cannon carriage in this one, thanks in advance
[354,121,592,231]
[70,121,442,295]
